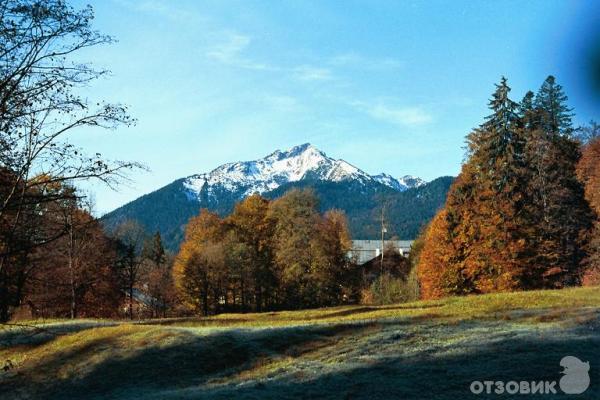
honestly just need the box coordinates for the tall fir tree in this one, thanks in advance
[466,77,529,292]
[534,75,574,137]
[418,78,529,297]
[524,76,592,286]
[418,76,593,299]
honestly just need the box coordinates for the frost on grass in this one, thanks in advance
[1,287,599,400]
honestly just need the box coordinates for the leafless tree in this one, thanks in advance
[0,0,142,321]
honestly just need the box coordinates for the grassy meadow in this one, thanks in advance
[1,287,599,399]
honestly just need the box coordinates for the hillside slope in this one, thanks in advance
[102,175,453,252]
[2,287,599,399]
[101,143,446,251]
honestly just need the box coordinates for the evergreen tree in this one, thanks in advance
[467,77,528,292]
[475,77,520,166]
[418,76,592,298]
[518,91,536,129]
[524,76,592,286]
[534,75,574,137]
[142,231,166,267]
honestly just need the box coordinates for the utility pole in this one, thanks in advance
[380,206,387,274]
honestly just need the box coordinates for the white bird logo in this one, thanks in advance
[559,356,590,394]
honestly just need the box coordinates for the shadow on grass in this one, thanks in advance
[147,317,255,327]
[3,317,599,400]
[1,322,379,400]
[150,304,443,327]
[0,321,117,349]
[296,304,442,321]
[194,324,600,400]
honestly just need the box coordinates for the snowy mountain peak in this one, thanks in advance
[183,144,424,201]
[398,175,426,189]
[265,143,323,162]
[373,173,426,191]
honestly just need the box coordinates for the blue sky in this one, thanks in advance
[68,0,600,214]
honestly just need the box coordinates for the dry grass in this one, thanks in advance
[1,286,599,399]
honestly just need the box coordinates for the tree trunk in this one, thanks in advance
[240,279,246,312]
[256,286,262,312]
[0,268,10,322]
[202,291,208,316]
[68,214,76,319]
[128,284,134,320]
[0,287,8,322]
[214,288,220,314]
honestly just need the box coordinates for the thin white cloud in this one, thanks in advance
[328,52,404,70]
[206,32,277,71]
[366,104,433,126]
[293,66,333,81]
[261,94,301,112]
[207,32,251,63]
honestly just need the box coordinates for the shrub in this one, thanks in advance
[363,268,419,305]
[582,266,600,287]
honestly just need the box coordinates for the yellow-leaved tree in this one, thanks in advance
[173,210,226,315]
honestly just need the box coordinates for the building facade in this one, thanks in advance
[349,239,413,264]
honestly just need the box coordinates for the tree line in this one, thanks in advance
[416,76,599,299]
[3,1,599,322]
[0,0,392,320]
[173,190,361,315]
[23,208,175,320]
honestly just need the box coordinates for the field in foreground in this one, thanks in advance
[1,287,599,399]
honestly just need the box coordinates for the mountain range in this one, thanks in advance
[102,143,453,251]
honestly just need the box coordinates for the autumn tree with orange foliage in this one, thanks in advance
[173,210,225,315]
[173,191,359,314]
[418,79,529,298]
[226,194,275,311]
[577,122,600,285]
[416,210,455,299]
[418,77,592,299]
[267,189,356,308]
[27,204,121,318]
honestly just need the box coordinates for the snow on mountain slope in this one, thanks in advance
[373,173,426,191]
[183,143,423,200]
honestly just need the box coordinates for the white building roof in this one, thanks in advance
[350,239,414,264]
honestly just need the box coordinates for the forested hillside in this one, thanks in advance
[102,176,454,251]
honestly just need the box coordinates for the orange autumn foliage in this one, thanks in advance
[417,209,453,299]
[418,77,591,300]
[577,137,600,285]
